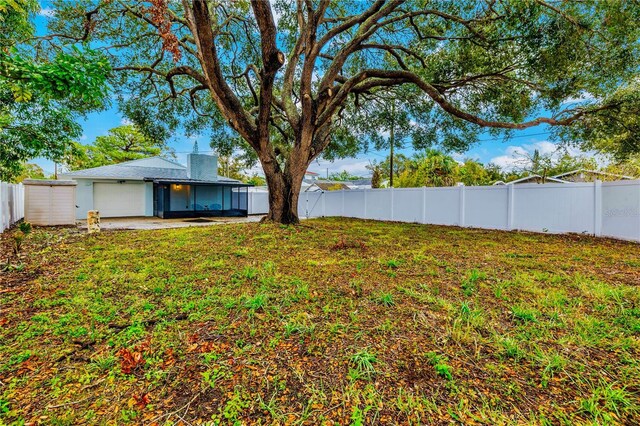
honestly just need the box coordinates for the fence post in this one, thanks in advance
[363,188,368,219]
[507,184,514,230]
[594,179,602,237]
[390,187,395,221]
[305,191,309,218]
[0,183,5,232]
[422,186,427,224]
[322,190,326,217]
[341,189,345,216]
[458,184,466,227]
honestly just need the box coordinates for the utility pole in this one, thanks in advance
[389,101,395,187]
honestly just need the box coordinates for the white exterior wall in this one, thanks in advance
[74,179,94,219]
[72,179,153,219]
[248,180,640,243]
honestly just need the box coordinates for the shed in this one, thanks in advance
[23,179,77,226]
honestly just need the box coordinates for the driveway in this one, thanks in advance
[77,215,263,230]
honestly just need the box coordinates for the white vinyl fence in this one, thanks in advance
[0,182,25,233]
[248,180,640,243]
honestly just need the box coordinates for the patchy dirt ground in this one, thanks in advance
[1,218,639,425]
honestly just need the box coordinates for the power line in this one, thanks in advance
[171,130,554,158]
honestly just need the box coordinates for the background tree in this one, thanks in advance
[0,0,110,180]
[510,148,597,182]
[13,163,45,182]
[396,150,460,187]
[328,170,361,181]
[605,154,640,178]
[47,0,640,223]
[367,162,383,189]
[65,125,173,170]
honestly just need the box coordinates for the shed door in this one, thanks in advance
[94,182,145,217]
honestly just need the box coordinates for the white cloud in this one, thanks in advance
[120,117,133,125]
[309,158,371,177]
[489,141,589,172]
[489,145,530,171]
[562,91,596,105]
[38,7,56,17]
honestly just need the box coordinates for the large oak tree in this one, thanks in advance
[48,0,639,223]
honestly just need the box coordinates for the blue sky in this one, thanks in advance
[33,3,584,178]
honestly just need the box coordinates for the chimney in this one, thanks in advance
[187,153,218,181]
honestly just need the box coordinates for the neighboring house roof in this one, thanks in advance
[503,174,569,185]
[552,169,635,181]
[60,156,241,183]
[305,171,319,176]
[346,178,372,186]
[305,181,351,191]
[493,169,636,186]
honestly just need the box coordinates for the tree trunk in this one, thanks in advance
[260,149,306,225]
[264,174,302,224]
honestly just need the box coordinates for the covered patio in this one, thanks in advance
[149,179,251,219]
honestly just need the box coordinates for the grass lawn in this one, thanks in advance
[1,218,639,425]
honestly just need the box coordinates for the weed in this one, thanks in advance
[425,351,454,380]
[499,337,524,361]
[349,350,378,377]
[240,266,258,280]
[375,292,395,307]
[244,294,267,311]
[201,367,229,389]
[580,382,638,423]
[91,355,116,371]
[385,259,401,269]
[461,268,486,296]
[511,306,538,323]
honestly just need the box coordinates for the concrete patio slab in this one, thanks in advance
[77,215,263,230]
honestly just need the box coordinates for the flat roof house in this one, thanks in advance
[61,154,251,219]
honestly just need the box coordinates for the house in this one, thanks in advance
[494,174,572,185]
[60,154,251,219]
[494,169,635,186]
[344,178,372,189]
[551,169,634,183]
[305,181,351,192]
[305,171,320,181]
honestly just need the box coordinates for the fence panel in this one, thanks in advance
[392,188,424,223]
[343,190,366,218]
[365,189,392,220]
[301,191,323,218]
[512,183,595,234]
[248,191,269,215]
[1,182,25,233]
[465,186,509,230]
[601,181,640,242]
[424,187,460,226]
[322,190,344,217]
[248,180,640,243]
